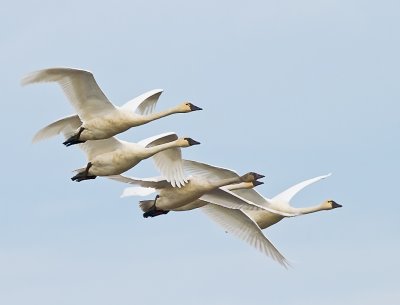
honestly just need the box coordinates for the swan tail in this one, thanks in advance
[32,114,82,143]
[139,200,155,212]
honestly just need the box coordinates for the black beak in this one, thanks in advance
[252,180,264,187]
[254,173,265,180]
[331,201,342,209]
[187,138,201,146]
[189,104,203,111]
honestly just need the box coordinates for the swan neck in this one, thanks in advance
[141,107,177,122]
[294,202,328,215]
[213,177,242,188]
[144,140,179,157]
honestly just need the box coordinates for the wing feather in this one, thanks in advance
[121,187,157,197]
[183,160,239,182]
[201,189,296,216]
[138,132,187,187]
[22,67,115,121]
[201,204,290,268]
[32,114,82,143]
[121,89,163,115]
[107,174,170,189]
[272,174,332,204]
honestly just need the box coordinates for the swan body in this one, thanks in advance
[22,67,202,145]
[112,161,296,267]
[112,172,284,213]
[73,132,200,186]
[231,174,341,229]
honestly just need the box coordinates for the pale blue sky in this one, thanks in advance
[1,0,399,304]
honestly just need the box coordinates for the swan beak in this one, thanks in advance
[189,104,203,111]
[252,180,264,187]
[331,201,342,209]
[187,138,201,146]
[254,173,265,180]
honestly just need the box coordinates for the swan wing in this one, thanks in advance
[121,89,163,115]
[272,174,332,204]
[201,204,290,268]
[230,188,275,209]
[138,132,187,188]
[107,174,170,189]
[121,186,157,197]
[183,160,239,181]
[32,114,82,143]
[21,67,115,121]
[79,137,124,160]
[201,189,294,216]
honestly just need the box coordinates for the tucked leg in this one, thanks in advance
[71,162,97,182]
[63,127,86,146]
[143,195,169,218]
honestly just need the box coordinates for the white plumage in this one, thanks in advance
[22,67,202,145]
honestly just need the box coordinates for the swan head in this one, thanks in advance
[322,200,342,210]
[181,137,201,147]
[240,172,265,183]
[178,102,203,113]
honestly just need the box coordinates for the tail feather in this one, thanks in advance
[32,114,82,143]
[139,200,155,212]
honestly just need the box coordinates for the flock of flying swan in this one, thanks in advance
[22,67,341,268]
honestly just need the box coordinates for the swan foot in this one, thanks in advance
[63,127,85,146]
[142,195,169,218]
[71,162,96,182]
[143,209,169,218]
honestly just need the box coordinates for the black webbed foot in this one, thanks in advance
[143,209,169,218]
[71,162,96,182]
[63,127,85,147]
[63,138,86,147]
[142,195,169,218]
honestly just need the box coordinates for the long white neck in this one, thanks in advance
[290,202,330,215]
[211,176,243,188]
[224,182,254,191]
[142,140,182,159]
[141,106,182,123]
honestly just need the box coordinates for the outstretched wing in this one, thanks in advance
[183,160,239,182]
[201,189,295,216]
[121,89,163,115]
[271,174,332,204]
[231,188,274,210]
[201,204,290,268]
[138,132,187,188]
[121,187,157,197]
[108,174,170,189]
[32,114,82,143]
[22,67,115,121]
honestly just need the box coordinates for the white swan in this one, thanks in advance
[110,164,297,267]
[161,160,339,263]
[21,67,202,146]
[71,132,199,186]
[231,174,341,229]
[109,172,292,216]
[183,160,341,228]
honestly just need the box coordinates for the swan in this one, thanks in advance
[183,160,341,228]
[110,164,297,267]
[229,174,341,229]
[70,132,200,186]
[21,67,202,146]
[155,160,339,263]
[109,171,291,216]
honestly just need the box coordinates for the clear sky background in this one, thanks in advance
[1,0,399,304]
